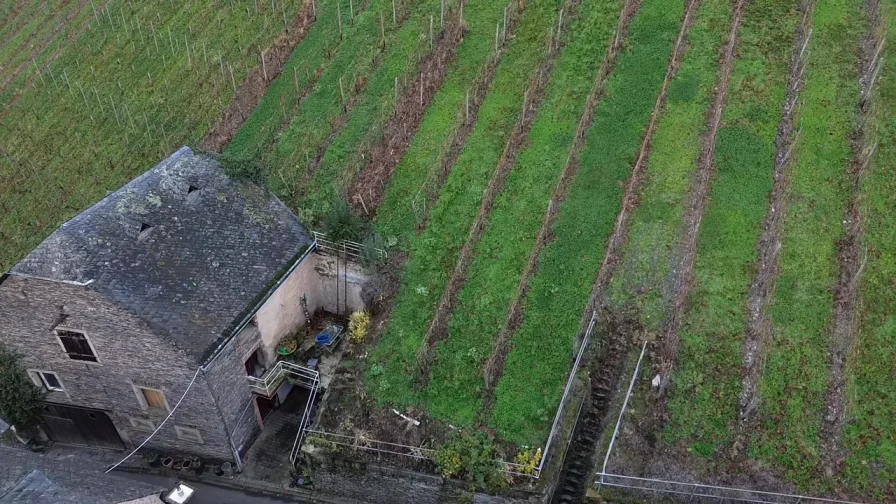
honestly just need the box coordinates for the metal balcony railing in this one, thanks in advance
[246,360,319,398]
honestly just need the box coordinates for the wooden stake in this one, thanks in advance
[229,63,236,91]
[430,15,434,50]
[349,0,354,21]
[392,0,397,25]
[339,77,346,109]
[465,89,469,122]
[261,50,268,80]
[440,0,445,28]
[420,76,424,106]
[380,12,386,48]
[459,2,463,26]
[294,67,299,92]
[495,22,500,57]
[337,3,342,38]
[503,7,508,42]
[395,76,399,104]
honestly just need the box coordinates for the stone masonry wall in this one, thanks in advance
[306,451,545,504]
[0,275,234,461]
[202,324,263,458]
[255,253,367,362]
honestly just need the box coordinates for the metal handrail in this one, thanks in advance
[246,360,319,397]
[311,231,385,261]
[290,372,320,463]
[596,473,866,504]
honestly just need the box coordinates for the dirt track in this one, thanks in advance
[199,0,315,153]
[347,1,469,216]
[656,0,746,387]
[733,0,814,460]
[820,0,881,476]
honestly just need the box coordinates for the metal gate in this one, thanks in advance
[40,403,125,450]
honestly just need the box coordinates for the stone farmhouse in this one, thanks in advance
[0,147,363,466]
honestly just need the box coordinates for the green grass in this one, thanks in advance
[0,0,304,271]
[366,0,563,409]
[0,1,81,90]
[0,1,94,108]
[493,0,733,447]
[751,0,865,486]
[664,0,801,458]
[372,0,511,244]
[424,0,683,429]
[226,0,352,160]
[607,0,732,331]
[842,0,896,496]
[0,0,51,74]
[262,0,423,211]
[298,0,461,222]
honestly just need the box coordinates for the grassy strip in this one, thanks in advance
[423,0,679,428]
[0,0,80,92]
[750,0,865,486]
[842,1,896,495]
[494,0,733,447]
[606,0,731,330]
[0,1,94,108]
[371,1,508,243]
[298,0,458,222]
[0,1,51,71]
[366,0,562,408]
[225,0,347,159]
[0,0,303,270]
[664,0,801,458]
[263,0,419,204]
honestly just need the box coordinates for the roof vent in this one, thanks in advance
[138,222,154,242]
[187,184,200,194]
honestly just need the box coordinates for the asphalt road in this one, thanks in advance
[114,470,311,504]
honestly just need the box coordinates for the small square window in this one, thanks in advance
[28,370,64,392]
[55,328,98,362]
[133,385,169,412]
[175,425,203,444]
[129,417,156,432]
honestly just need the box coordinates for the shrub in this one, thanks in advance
[434,430,506,490]
[324,199,364,242]
[0,344,46,436]
[511,447,542,476]
[349,311,371,345]
[218,153,269,189]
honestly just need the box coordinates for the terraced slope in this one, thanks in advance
[367,0,565,408]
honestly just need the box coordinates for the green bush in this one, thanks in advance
[434,430,506,490]
[0,344,46,436]
[219,153,269,189]
[324,199,365,242]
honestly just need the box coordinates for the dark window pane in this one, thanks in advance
[56,330,97,362]
[42,373,61,390]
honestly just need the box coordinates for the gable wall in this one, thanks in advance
[0,275,234,461]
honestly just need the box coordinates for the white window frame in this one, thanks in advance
[132,384,171,412]
[174,425,204,444]
[53,327,100,363]
[27,369,65,392]
[128,417,156,433]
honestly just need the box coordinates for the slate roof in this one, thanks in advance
[0,446,163,503]
[12,147,312,361]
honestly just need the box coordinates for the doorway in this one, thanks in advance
[40,403,125,450]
